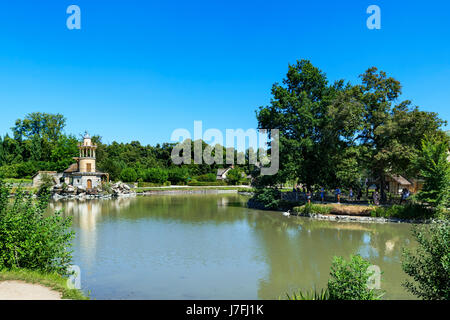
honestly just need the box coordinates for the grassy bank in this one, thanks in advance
[293,203,444,220]
[135,185,253,193]
[0,269,89,300]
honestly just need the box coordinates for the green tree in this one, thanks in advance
[402,221,450,300]
[414,136,450,209]
[0,181,74,275]
[12,112,66,142]
[353,68,446,201]
[256,60,341,189]
[120,167,138,182]
[226,168,243,185]
[168,167,189,185]
[328,255,382,300]
[145,168,169,184]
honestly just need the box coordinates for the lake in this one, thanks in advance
[49,193,416,300]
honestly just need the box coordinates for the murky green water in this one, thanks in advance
[49,194,416,300]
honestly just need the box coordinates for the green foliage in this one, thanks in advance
[138,181,171,188]
[414,136,450,209]
[285,288,330,300]
[144,168,169,184]
[295,203,332,215]
[401,221,450,300]
[250,188,281,210]
[370,204,436,220]
[226,168,244,185]
[37,173,56,196]
[256,60,446,202]
[0,181,74,275]
[168,167,189,184]
[120,167,138,182]
[195,173,217,182]
[328,255,383,300]
[187,181,226,186]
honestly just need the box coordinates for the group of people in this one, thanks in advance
[292,186,364,204]
[292,185,411,205]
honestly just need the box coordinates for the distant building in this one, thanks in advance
[32,133,108,190]
[216,166,233,180]
[32,171,59,188]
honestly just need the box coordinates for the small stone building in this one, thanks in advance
[63,133,108,190]
[32,133,108,190]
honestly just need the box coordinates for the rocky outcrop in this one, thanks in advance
[50,181,136,200]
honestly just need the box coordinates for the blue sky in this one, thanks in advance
[0,0,449,146]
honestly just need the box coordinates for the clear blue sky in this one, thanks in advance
[0,0,449,146]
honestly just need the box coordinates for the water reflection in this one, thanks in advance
[49,194,416,300]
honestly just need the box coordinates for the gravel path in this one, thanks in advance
[0,280,62,300]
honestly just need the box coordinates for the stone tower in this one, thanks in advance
[78,132,97,173]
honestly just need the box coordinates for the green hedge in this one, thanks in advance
[187,181,227,186]
[138,181,171,188]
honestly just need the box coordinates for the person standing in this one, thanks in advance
[320,187,325,203]
[306,190,312,204]
[335,187,341,204]
[373,188,380,206]
[357,189,363,202]
[349,188,354,202]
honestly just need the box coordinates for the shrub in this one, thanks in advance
[0,181,74,275]
[401,221,450,300]
[187,181,226,186]
[327,255,383,300]
[370,204,436,220]
[226,168,244,185]
[144,168,168,184]
[294,203,332,215]
[195,173,217,182]
[168,167,189,184]
[250,188,281,210]
[285,288,330,300]
[120,167,138,182]
[414,137,450,209]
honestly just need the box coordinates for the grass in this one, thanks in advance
[135,186,252,193]
[284,288,330,300]
[0,269,89,300]
[293,202,441,220]
[3,178,33,184]
[294,203,374,216]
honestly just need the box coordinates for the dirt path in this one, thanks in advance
[0,280,62,300]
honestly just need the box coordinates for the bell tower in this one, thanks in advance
[78,132,97,173]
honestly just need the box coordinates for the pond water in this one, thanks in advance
[49,194,416,300]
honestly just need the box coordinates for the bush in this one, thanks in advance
[168,167,189,184]
[250,188,281,210]
[328,255,383,300]
[138,181,171,188]
[120,167,138,182]
[401,221,450,300]
[414,137,450,209]
[285,288,329,300]
[370,203,436,220]
[144,168,168,184]
[226,168,244,185]
[294,203,332,215]
[187,181,226,186]
[195,173,216,182]
[0,164,19,179]
[0,181,74,275]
